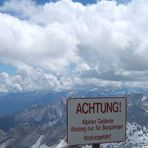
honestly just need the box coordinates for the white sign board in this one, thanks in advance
[67,97,127,145]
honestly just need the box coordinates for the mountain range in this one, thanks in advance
[0,88,148,148]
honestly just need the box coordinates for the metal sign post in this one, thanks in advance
[92,144,100,148]
[68,145,81,148]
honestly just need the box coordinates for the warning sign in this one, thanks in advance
[67,97,127,145]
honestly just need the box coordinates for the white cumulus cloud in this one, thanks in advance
[0,0,148,92]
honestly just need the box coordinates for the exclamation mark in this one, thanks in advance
[119,102,121,112]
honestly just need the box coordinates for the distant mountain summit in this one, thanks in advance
[0,98,66,148]
[0,90,64,116]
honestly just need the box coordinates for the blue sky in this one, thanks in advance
[35,0,97,5]
[0,0,5,5]
[0,63,16,76]
[0,0,131,6]
[35,0,59,4]
[0,0,98,5]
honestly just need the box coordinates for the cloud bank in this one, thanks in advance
[0,0,148,92]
